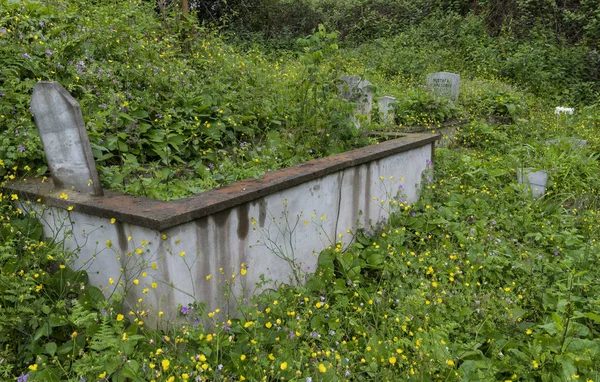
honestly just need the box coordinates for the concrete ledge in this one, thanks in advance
[7,133,439,231]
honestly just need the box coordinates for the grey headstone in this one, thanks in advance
[355,80,374,118]
[426,72,460,102]
[31,82,103,196]
[337,76,361,101]
[338,76,374,128]
[377,96,396,125]
[517,168,547,199]
[545,138,587,149]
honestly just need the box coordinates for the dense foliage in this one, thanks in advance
[2,0,600,381]
[214,0,600,47]
[1,0,599,200]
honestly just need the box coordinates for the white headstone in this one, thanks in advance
[377,96,396,125]
[338,76,374,128]
[426,72,460,102]
[31,82,103,196]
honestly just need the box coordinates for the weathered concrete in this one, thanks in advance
[426,72,460,103]
[8,134,438,323]
[31,82,103,196]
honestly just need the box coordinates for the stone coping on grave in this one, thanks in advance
[6,133,439,232]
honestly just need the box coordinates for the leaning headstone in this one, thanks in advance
[377,96,396,125]
[338,76,374,128]
[426,72,460,102]
[31,82,103,196]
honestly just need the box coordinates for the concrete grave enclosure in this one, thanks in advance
[8,133,439,322]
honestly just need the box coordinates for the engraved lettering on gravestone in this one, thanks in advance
[31,82,103,196]
[426,72,460,102]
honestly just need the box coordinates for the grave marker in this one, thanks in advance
[338,76,361,100]
[31,82,103,196]
[377,96,396,125]
[338,76,374,128]
[426,72,460,102]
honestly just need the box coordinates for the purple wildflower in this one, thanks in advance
[17,374,29,382]
[22,53,31,59]
[345,370,351,376]
[18,145,25,152]
[181,306,189,315]
[208,163,215,170]
[45,49,53,56]
[0,91,4,97]
[0,28,6,35]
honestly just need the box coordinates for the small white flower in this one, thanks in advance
[554,106,574,115]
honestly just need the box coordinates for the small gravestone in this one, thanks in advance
[338,76,361,100]
[31,82,103,196]
[377,96,396,125]
[426,72,460,102]
[517,168,547,200]
[545,138,587,149]
[338,76,374,128]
